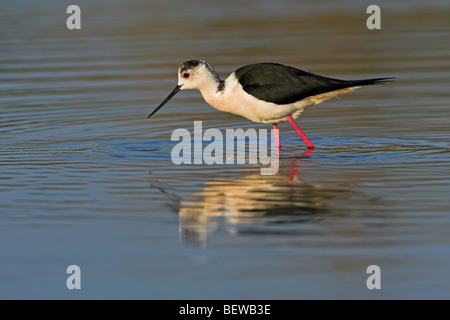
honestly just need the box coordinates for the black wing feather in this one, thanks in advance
[234,63,394,105]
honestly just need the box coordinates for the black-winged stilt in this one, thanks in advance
[148,59,394,150]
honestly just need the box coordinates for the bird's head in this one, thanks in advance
[177,59,214,90]
[148,59,216,118]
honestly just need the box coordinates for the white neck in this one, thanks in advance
[197,74,227,111]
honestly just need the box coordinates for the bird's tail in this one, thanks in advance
[349,77,396,86]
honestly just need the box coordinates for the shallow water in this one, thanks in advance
[1,0,450,299]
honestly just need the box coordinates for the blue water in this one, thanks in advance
[1,0,450,299]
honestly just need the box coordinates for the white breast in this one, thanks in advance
[200,73,302,124]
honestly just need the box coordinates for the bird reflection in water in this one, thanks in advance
[152,154,354,247]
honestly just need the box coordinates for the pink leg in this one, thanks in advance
[272,123,280,151]
[286,115,314,149]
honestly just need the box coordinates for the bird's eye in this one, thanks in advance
[183,72,190,78]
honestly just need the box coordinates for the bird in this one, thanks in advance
[148,59,394,150]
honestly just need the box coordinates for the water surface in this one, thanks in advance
[1,0,450,299]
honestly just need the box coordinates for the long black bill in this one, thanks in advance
[147,85,182,119]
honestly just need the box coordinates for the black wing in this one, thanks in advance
[234,63,393,105]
